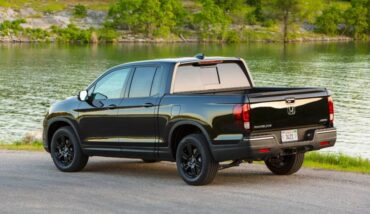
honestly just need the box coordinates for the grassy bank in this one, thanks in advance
[304,152,370,174]
[0,141,369,174]
[0,141,44,151]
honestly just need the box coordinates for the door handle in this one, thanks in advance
[107,104,117,109]
[143,103,154,108]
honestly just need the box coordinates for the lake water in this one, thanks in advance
[0,42,369,158]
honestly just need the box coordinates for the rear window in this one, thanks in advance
[173,62,250,93]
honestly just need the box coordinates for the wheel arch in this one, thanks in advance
[46,117,82,152]
[168,120,213,159]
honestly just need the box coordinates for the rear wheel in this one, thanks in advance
[176,134,219,185]
[50,127,88,172]
[264,153,304,175]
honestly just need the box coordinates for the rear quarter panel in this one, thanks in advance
[158,94,245,147]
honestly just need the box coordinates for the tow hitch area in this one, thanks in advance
[218,160,243,170]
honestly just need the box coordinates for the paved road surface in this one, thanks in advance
[0,150,369,214]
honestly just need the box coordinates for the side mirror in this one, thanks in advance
[78,90,88,101]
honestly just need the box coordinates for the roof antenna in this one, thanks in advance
[195,53,205,60]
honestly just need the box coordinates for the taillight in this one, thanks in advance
[328,96,334,125]
[233,104,251,130]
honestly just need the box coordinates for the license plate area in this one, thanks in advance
[281,129,298,143]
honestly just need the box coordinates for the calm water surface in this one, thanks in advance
[0,42,369,158]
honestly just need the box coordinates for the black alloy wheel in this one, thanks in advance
[180,143,203,178]
[50,127,88,172]
[176,134,219,185]
[54,134,74,167]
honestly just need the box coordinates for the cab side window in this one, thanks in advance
[92,68,130,100]
[129,67,157,98]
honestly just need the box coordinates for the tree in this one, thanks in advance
[194,0,231,40]
[108,0,142,31]
[262,0,322,42]
[344,0,368,39]
[214,0,245,13]
[247,0,264,22]
[108,0,186,37]
[137,0,161,37]
[315,6,343,35]
[73,4,87,18]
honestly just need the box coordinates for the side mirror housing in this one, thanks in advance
[78,90,88,101]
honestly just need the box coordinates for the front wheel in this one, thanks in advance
[50,127,89,172]
[176,134,219,185]
[264,153,304,175]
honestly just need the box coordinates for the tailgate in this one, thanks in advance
[247,88,330,131]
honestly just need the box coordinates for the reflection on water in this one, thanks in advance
[0,42,369,157]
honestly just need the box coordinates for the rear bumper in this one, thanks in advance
[211,128,336,162]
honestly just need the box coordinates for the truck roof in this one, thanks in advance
[116,56,242,67]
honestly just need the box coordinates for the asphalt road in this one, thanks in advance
[0,150,369,214]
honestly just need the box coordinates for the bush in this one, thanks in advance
[108,0,186,37]
[315,6,343,35]
[225,30,241,43]
[24,28,50,40]
[194,0,231,40]
[51,24,92,43]
[98,28,118,42]
[344,0,368,39]
[73,4,87,18]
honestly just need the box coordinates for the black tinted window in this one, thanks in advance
[93,68,130,99]
[129,67,157,98]
[150,68,165,96]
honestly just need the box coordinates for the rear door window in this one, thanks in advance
[129,66,157,98]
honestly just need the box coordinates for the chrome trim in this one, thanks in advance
[316,129,336,134]
[246,136,274,141]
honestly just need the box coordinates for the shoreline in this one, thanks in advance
[0,36,355,44]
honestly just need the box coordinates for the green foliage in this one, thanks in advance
[24,28,50,40]
[73,4,88,18]
[304,152,370,174]
[0,141,43,151]
[194,0,231,40]
[247,0,264,22]
[0,19,26,36]
[215,0,245,12]
[0,19,26,31]
[225,30,240,43]
[1,0,369,42]
[315,6,343,35]
[344,0,368,39]
[97,28,118,42]
[51,24,92,43]
[108,0,187,37]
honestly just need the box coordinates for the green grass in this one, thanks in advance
[0,0,114,12]
[0,141,44,151]
[304,152,370,174]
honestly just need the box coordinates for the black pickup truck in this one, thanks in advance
[43,55,336,185]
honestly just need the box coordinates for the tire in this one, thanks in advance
[142,159,159,163]
[176,134,219,186]
[50,126,89,172]
[264,153,304,175]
